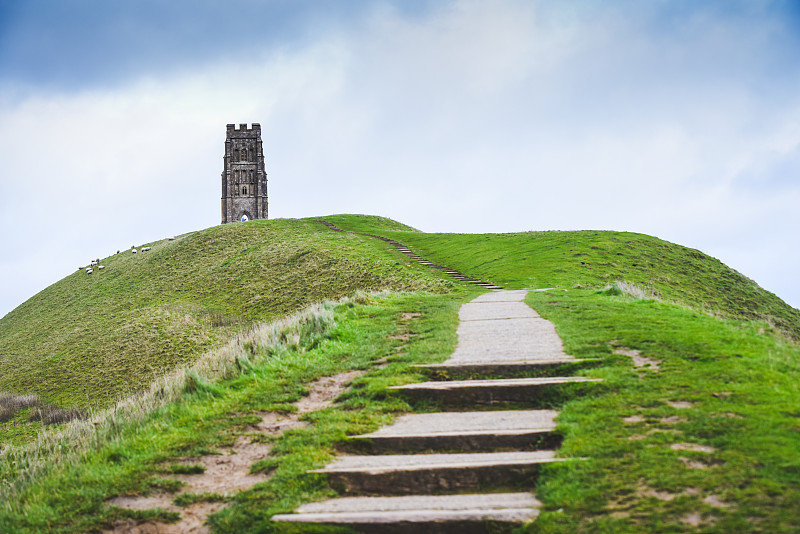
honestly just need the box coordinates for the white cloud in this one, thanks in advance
[1,0,799,317]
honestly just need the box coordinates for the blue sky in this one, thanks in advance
[1,0,799,318]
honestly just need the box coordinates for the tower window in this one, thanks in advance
[242,186,247,195]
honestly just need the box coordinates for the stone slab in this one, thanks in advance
[359,410,558,437]
[391,376,600,391]
[350,410,561,452]
[389,376,602,405]
[417,357,590,370]
[415,359,601,381]
[271,493,541,532]
[313,451,561,494]
[316,450,557,473]
[292,492,541,514]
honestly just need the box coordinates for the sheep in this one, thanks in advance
[98,265,105,270]
[131,249,137,254]
[142,246,152,252]
[90,260,98,266]
[86,268,93,275]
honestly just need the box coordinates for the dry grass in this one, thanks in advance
[0,394,85,426]
[28,405,86,426]
[607,280,661,300]
[0,394,39,423]
[0,293,372,499]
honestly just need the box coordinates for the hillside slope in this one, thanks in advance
[0,217,446,412]
[324,214,800,340]
[2,214,799,532]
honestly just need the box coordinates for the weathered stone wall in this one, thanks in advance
[221,123,269,224]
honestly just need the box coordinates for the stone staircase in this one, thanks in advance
[317,219,503,290]
[273,290,601,532]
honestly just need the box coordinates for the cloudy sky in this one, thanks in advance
[1,0,799,318]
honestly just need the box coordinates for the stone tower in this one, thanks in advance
[221,123,268,224]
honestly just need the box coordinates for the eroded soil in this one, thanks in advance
[105,370,362,533]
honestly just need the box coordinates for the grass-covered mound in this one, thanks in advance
[3,290,799,532]
[324,215,800,340]
[0,217,446,419]
[2,214,799,532]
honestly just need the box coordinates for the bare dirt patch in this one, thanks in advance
[614,348,661,370]
[105,370,363,533]
[641,488,676,501]
[703,495,730,508]
[671,443,716,453]
[623,415,645,424]
[681,512,703,527]
[294,371,362,414]
[660,416,688,424]
[399,312,422,321]
[666,400,694,409]
[679,457,708,469]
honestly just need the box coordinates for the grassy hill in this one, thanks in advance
[0,217,445,418]
[324,214,800,340]
[1,214,799,532]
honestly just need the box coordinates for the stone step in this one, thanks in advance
[313,451,562,495]
[415,358,600,379]
[389,376,602,405]
[271,492,542,533]
[351,410,561,452]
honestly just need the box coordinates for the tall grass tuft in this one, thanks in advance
[0,394,86,426]
[0,394,39,423]
[0,296,344,500]
[28,405,86,425]
[603,280,661,301]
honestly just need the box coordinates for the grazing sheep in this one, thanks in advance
[142,246,152,252]
[86,268,93,274]
[98,265,105,270]
[90,260,98,266]
[131,249,137,254]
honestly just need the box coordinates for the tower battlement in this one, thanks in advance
[221,123,268,224]
[226,123,262,136]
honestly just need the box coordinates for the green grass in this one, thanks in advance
[0,292,468,533]
[526,289,800,533]
[0,217,452,445]
[4,287,798,533]
[324,215,800,341]
[2,213,799,532]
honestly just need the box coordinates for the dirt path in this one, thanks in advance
[105,370,363,534]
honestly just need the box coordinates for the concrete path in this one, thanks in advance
[274,289,600,532]
[449,290,570,364]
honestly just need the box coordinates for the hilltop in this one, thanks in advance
[324,214,800,338]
